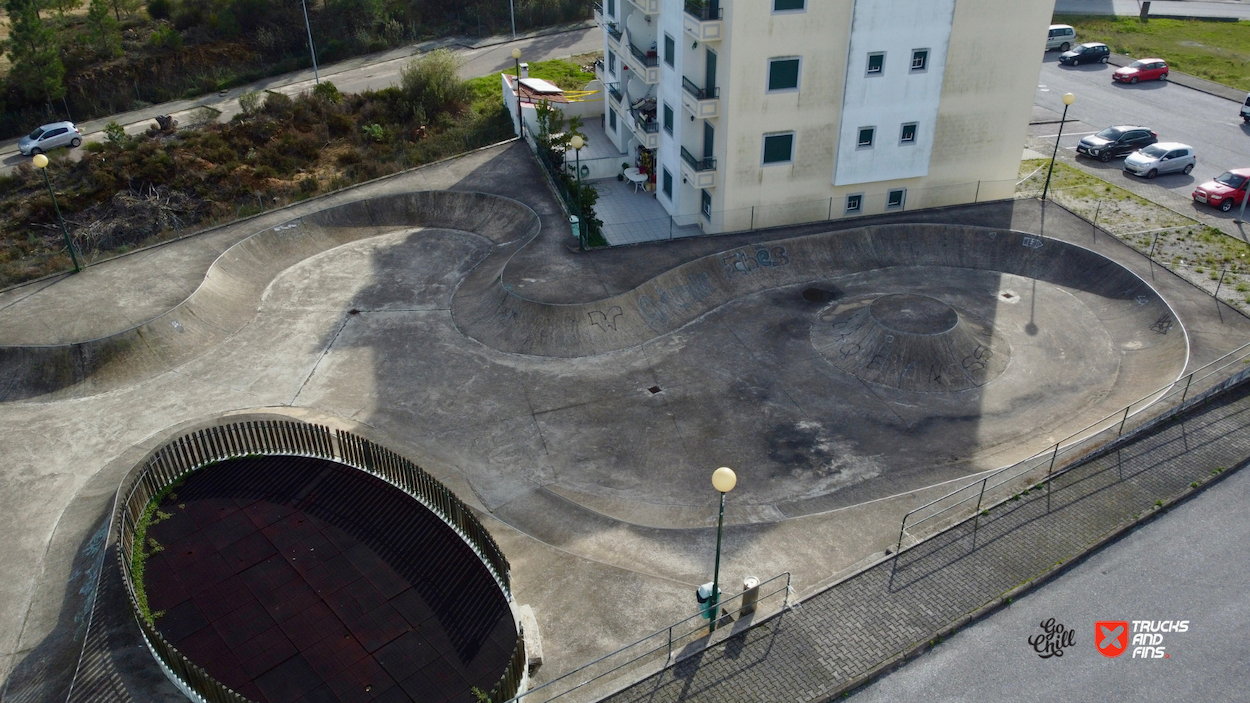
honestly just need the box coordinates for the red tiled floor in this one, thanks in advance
[144,456,516,703]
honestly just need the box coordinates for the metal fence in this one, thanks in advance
[115,419,522,703]
[896,340,1250,554]
[506,572,792,703]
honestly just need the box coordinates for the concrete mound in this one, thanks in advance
[811,293,1009,392]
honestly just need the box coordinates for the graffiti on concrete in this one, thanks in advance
[637,272,715,325]
[588,306,624,333]
[721,246,791,276]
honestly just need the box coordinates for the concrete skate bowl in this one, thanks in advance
[0,190,540,402]
[115,420,524,703]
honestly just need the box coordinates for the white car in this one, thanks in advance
[1123,142,1195,179]
[18,121,82,156]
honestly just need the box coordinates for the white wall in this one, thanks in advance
[832,0,956,186]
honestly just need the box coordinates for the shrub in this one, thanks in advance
[361,123,385,143]
[147,0,171,20]
[399,49,470,123]
[104,120,127,145]
[312,80,343,105]
[237,91,261,117]
[149,25,182,50]
[263,91,293,117]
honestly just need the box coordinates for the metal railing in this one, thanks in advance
[607,82,623,105]
[627,41,660,68]
[506,572,791,703]
[683,0,723,21]
[630,107,659,133]
[116,419,521,703]
[896,340,1250,555]
[681,76,718,101]
[680,146,715,172]
[606,23,623,43]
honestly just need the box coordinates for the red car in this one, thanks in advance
[1113,58,1169,83]
[1192,169,1250,213]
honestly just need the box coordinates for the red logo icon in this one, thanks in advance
[1096,621,1129,658]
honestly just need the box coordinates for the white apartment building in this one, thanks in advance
[593,0,1053,233]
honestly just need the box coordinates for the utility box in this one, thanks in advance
[740,576,761,616]
[696,582,720,620]
[569,215,580,242]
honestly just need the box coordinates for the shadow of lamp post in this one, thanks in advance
[709,466,737,632]
[300,0,319,85]
[1042,92,1075,202]
[32,153,80,273]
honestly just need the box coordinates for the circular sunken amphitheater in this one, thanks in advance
[133,451,516,703]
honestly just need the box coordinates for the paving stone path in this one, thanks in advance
[601,378,1250,703]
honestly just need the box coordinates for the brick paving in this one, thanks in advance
[600,379,1250,703]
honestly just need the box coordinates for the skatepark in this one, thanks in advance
[1,141,1247,701]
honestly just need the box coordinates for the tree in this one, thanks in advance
[398,48,470,123]
[86,0,123,58]
[45,0,83,19]
[109,0,140,21]
[5,0,66,104]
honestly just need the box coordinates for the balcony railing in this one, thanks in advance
[608,83,623,105]
[684,0,722,21]
[631,108,659,133]
[606,23,623,43]
[681,76,718,101]
[628,41,660,68]
[681,146,715,171]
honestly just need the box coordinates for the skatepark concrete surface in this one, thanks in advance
[2,140,1249,701]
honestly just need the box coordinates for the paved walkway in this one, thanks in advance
[599,374,1250,702]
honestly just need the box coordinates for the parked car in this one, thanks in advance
[1076,126,1158,162]
[1123,142,1195,179]
[1113,58,1169,84]
[1241,92,1249,123]
[1046,24,1076,52]
[1058,42,1110,66]
[18,122,82,156]
[1192,169,1250,213]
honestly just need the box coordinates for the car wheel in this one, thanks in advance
[1220,199,1235,212]
[1183,164,1193,175]
[1146,169,1158,179]
[1060,42,1070,52]
[1100,56,1108,64]
[31,147,42,155]
[70,137,81,147]
[1099,152,1111,163]
[1129,76,1139,84]
[1160,72,1167,81]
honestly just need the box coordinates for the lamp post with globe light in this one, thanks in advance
[32,153,80,273]
[1042,92,1075,202]
[709,466,737,632]
[570,134,585,249]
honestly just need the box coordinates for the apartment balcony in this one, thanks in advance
[628,107,660,149]
[626,38,661,84]
[680,76,719,119]
[594,58,606,83]
[605,22,623,54]
[627,0,661,15]
[607,82,624,110]
[593,3,603,25]
[679,146,717,189]
[682,1,723,42]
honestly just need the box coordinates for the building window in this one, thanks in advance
[663,167,673,199]
[701,189,712,219]
[887,189,906,210]
[773,0,805,11]
[665,34,675,68]
[911,49,928,72]
[663,103,674,135]
[607,0,615,17]
[900,123,917,144]
[762,132,795,164]
[857,127,875,148]
[608,52,616,75]
[767,58,800,92]
[867,52,885,75]
[846,194,863,214]
[609,108,617,132]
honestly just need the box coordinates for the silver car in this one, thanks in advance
[18,121,82,156]
[1123,142,1195,179]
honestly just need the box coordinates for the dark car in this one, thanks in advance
[1058,42,1110,66]
[1076,125,1158,162]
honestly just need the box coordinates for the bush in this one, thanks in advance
[263,91,293,117]
[147,0,171,20]
[149,25,183,50]
[399,49,470,123]
[104,120,127,145]
[312,80,343,105]
[237,91,261,117]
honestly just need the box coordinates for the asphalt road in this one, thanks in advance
[0,26,602,175]
[850,460,1250,703]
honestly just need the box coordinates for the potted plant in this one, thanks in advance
[619,162,629,181]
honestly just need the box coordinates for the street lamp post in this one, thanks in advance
[570,134,585,249]
[32,153,80,273]
[512,48,523,137]
[709,466,737,632]
[510,0,517,40]
[300,0,320,85]
[1041,92,1075,202]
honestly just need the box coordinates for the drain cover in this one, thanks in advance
[648,386,662,394]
